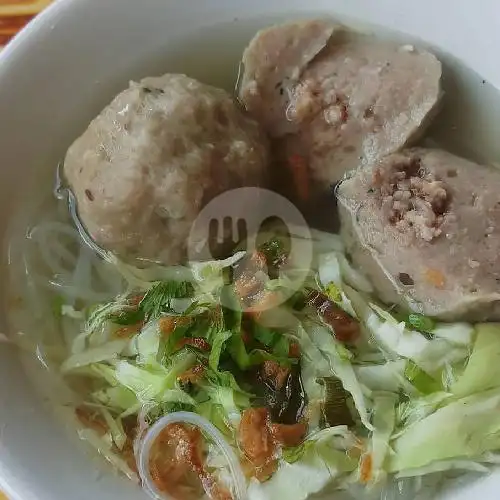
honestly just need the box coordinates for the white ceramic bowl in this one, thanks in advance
[1,1,500,499]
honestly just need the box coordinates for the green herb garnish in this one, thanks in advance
[404,360,441,393]
[141,281,194,320]
[221,285,242,333]
[407,313,435,334]
[209,330,232,372]
[107,280,194,326]
[272,336,290,358]
[107,308,145,326]
[253,324,277,347]
[259,237,287,268]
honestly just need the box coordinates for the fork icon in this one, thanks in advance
[208,217,249,258]
[188,187,312,268]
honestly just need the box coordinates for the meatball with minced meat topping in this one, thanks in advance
[337,148,500,321]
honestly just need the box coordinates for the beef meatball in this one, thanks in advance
[239,20,442,189]
[337,148,500,321]
[64,74,269,264]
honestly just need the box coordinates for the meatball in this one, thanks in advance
[337,148,500,321]
[64,74,269,264]
[239,20,442,189]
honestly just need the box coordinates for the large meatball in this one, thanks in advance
[64,74,269,264]
[239,20,441,188]
[337,148,500,321]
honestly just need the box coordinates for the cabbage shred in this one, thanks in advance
[58,230,500,500]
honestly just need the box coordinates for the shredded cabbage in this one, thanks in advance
[51,230,500,500]
[190,251,246,294]
[390,388,500,472]
[355,361,415,395]
[366,392,398,485]
[451,324,500,398]
[61,339,129,372]
[248,427,358,500]
[101,408,127,450]
[303,321,373,430]
[135,322,161,367]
